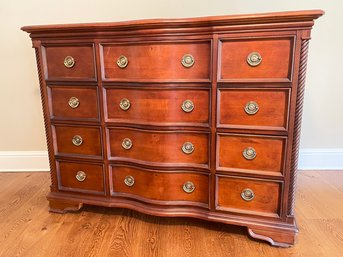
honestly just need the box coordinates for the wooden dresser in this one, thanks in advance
[22,10,323,247]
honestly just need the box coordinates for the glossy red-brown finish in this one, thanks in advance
[42,44,96,81]
[48,86,99,121]
[53,125,102,157]
[216,175,282,217]
[105,87,210,126]
[108,128,209,169]
[57,161,105,194]
[101,42,211,82]
[217,134,286,177]
[219,37,294,81]
[217,88,290,131]
[22,10,323,247]
[111,165,209,207]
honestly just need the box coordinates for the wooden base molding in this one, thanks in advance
[247,225,298,247]
[49,198,83,214]
[47,192,297,247]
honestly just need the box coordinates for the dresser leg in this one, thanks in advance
[48,199,83,214]
[247,226,297,247]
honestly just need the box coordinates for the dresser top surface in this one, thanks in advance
[21,10,323,34]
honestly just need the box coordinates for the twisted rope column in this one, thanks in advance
[288,39,309,215]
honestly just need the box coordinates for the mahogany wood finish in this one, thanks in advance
[53,125,102,157]
[57,161,105,194]
[107,128,209,169]
[101,42,211,82]
[105,87,210,126]
[216,175,282,217]
[111,165,209,206]
[22,10,323,247]
[48,86,99,121]
[219,37,294,81]
[43,44,96,81]
[217,133,286,176]
[217,88,290,131]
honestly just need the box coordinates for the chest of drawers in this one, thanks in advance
[22,10,323,247]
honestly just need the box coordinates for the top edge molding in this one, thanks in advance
[21,10,324,34]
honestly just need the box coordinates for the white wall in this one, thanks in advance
[0,0,341,169]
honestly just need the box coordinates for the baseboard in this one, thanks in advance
[0,149,342,172]
[0,151,49,172]
[298,149,343,170]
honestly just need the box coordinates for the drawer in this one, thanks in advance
[111,165,209,207]
[108,128,209,169]
[101,41,211,81]
[216,175,282,217]
[105,88,210,126]
[217,134,286,176]
[53,125,102,158]
[219,37,294,81]
[217,88,290,131]
[43,44,96,81]
[57,161,105,195]
[48,86,99,121]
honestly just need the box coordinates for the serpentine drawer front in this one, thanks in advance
[22,10,323,247]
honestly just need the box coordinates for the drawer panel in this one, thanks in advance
[49,86,99,121]
[101,41,211,81]
[216,175,282,217]
[43,44,96,81]
[219,37,294,81]
[217,88,290,131]
[111,165,209,206]
[57,161,105,195]
[53,125,102,157]
[108,128,209,169]
[105,88,210,126]
[217,134,286,176]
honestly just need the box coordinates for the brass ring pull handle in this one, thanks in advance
[181,54,195,68]
[243,147,256,160]
[119,98,131,111]
[76,171,86,182]
[241,188,255,201]
[183,181,195,193]
[117,55,128,68]
[182,142,194,154]
[124,175,135,187]
[247,52,262,67]
[64,56,75,68]
[68,97,80,109]
[244,101,259,115]
[72,135,83,146]
[181,100,194,113]
[122,138,133,150]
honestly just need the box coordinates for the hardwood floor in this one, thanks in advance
[0,171,342,257]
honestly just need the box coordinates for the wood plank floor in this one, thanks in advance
[0,171,342,257]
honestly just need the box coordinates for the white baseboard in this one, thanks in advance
[298,149,343,170]
[0,149,342,172]
[0,151,49,172]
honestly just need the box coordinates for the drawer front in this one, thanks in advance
[57,161,105,194]
[53,125,102,157]
[217,134,286,176]
[108,128,209,169]
[43,45,96,81]
[216,175,282,217]
[101,41,211,81]
[219,37,294,81]
[105,88,210,126]
[111,165,209,206]
[49,87,99,121]
[218,88,290,131]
